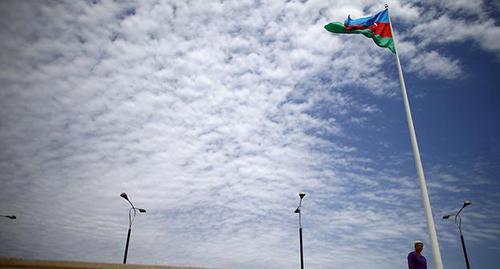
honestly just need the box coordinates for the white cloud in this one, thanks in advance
[406,50,463,79]
[412,15,500,55]
[426,0,486,17]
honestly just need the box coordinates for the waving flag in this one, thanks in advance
[324,9,395,53]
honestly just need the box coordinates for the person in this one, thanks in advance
[408,240,427,269]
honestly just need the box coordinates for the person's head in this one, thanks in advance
[414,240,424,253]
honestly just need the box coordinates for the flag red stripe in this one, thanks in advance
[345,22,392,38]
[369,22,392,38]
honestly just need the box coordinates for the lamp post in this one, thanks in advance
[294,192,306,269]
[443,200,472,269]
[120,192,146,264]
[1,215,16,220]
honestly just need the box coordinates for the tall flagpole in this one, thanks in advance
[386,5,444,269]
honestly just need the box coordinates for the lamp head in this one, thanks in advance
[138,208,146,213]
[442,215,451,219]
[120,192,129,200]
[299,192,306,199]
[294,207,300,214]
[463,200,471,207]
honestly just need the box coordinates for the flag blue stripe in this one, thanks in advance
[344,9,389,27]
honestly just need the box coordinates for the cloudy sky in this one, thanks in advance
[1,1,499,269]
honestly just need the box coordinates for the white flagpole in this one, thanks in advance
[386,5,444,269]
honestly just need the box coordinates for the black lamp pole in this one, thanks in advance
[443,200,471,269]
[124,225,132,264]
[120,192,146,264]
[294,192,306,269]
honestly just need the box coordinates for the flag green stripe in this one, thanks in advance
[372,35,395,53]
[324,22,372,36]
[324,22,396,54]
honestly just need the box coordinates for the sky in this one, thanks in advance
[0,1,499,269]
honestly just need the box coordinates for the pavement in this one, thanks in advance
[0,258,212,269]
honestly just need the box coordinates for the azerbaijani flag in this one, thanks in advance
[324,9,395,53]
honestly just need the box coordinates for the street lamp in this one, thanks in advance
[294,192,306,269]
[443,200,472,269]
[1,215,16,220]
[120,192,146,264]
